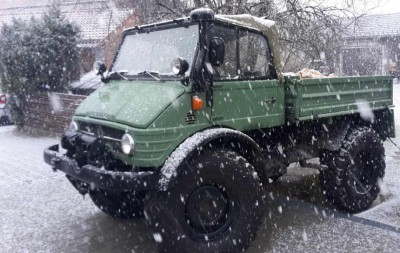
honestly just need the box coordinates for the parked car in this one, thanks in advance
[0,89,12,125]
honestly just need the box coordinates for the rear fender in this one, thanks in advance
[372,108,395,139]
[315,121,350,151]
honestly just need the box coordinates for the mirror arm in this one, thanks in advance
[101,74,110,83]
[180,76,190,86]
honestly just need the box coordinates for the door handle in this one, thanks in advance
[263,97,277,104]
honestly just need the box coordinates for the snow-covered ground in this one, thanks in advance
[0,125,399,253]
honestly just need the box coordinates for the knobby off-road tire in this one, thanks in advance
[319,126,385,213]
[89,189,146,219]
[269,173,285,183]
[144,151,265,253]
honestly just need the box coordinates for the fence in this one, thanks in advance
[23,92,86,136]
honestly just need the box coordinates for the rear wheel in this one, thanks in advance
[89,189,146,218]
[144,151,265,253]
[319,126,385,213]
[269,173,285,183]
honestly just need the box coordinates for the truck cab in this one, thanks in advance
[44,8,394,253]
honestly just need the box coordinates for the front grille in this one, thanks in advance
[185,111,196,124]
[77,121,124,141]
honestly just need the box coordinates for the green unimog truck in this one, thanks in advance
[44,8,395,253]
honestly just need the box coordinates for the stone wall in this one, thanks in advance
[23,92,86,136]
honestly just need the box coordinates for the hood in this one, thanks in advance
[75,80,185,128]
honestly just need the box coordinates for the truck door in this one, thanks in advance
[209,24,284,130]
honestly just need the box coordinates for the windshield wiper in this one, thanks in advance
[109,71,129,80]
[137,71,164,82]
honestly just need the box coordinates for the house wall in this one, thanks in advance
[80,48,96,73]
[383,38,400,78]
[338,37,383,76]
[337,36,400,77]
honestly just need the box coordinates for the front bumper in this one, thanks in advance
[43,144,159,192]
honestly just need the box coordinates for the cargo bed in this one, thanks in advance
[284,76,394,121]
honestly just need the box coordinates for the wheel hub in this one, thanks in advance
[352,151,375,194]
[185,185,233,238]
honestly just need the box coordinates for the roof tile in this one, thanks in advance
[345,13,400,38]
[0,0,132,46]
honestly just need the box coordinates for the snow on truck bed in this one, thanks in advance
[284,68,337,79]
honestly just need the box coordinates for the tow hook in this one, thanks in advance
[51,157,61,165]
[76,181,89,195]
[66,175,89,196]
[50,157,61,172]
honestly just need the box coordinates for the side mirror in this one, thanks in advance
[209,37,225,67]
[93,61,107,76]
[172,57,189,76]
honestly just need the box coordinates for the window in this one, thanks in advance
[208,25,238,79]
[208,24,271,80]
[238,30,269,77]
[113,25,198,75]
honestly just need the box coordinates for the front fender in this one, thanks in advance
[158,128,262,191]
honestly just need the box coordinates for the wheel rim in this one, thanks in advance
[185,185,237,240]
[351,151,377,194]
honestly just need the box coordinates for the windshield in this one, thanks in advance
[112,24,199,76]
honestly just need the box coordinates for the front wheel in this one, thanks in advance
[144,151,265,253]
[319,126,385,213]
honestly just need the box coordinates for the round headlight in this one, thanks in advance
[172,58,181,75]
[69,121,79,131]
[121,133,135,155]
[93,61,106,75]
[171,57,189,76]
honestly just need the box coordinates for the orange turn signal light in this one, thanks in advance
[192,96,203,111]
